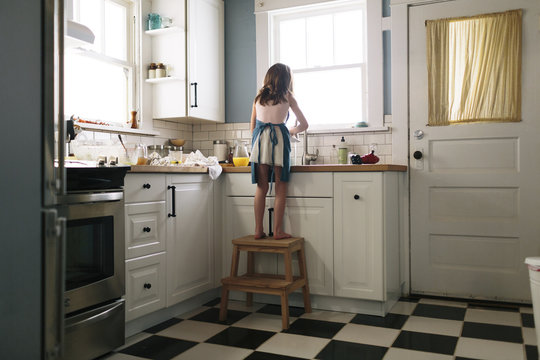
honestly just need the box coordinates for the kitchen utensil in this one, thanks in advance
[118,134,128,157]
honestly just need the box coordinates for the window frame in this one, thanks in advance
[255,0,384,132]
[67,0,137,125]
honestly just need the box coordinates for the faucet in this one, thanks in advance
[302,131,319,165]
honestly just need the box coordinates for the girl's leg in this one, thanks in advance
[254,164,269,239]
[273,166,291,239]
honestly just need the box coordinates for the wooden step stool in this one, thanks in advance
[219,235,312,329]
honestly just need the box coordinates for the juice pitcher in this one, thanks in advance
[233,140,249,167]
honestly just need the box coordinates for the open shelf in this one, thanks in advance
[144,26,183,37]
[145,76,183,84]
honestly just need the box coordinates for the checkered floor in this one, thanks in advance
[103,297,538,360]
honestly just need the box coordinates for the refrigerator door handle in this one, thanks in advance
[43,209,66,360]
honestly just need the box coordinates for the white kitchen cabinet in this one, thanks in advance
[124,174,168,320]
[166,174,214,306]
[125,252,167,322]
[279,198,333,296]
[222,197,275,278]
[146,0,224,122]
[222,173,333,296]
[333,172,400,301]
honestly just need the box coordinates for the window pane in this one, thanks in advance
[306,15,333,67]
[279,19,306,69]
[334,10,364,64]
[291,67,364,126]
[105,1,127,61]
[78,0,102,52]
[64,53,128,125]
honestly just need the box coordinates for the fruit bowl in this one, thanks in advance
[170,139,185,147]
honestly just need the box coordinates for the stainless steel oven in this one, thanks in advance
[59,189,126,360]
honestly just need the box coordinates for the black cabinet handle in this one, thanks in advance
[143,183,151,189]
[168,185,176,217]
[143,227,151,232]
[143,283,152,289]
[354,194,360,200]
[268,208,274,237]
[190,82,198,108]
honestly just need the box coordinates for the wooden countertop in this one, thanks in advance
[129,164,407,173]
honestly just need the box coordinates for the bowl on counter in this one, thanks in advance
[170,139,185,147]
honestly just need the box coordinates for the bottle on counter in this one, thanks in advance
[156,63,166,78]
[148,63,157,79]
[338,136,348,164]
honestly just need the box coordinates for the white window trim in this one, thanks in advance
[68,0,137,124]
[255,0,384,132]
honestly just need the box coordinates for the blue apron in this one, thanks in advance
[251,120,291,185]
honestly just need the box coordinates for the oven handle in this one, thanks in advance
[168,185,176,217]
[57,191,123,204]
[65,300,124,330]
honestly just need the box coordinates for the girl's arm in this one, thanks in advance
[250,101,257,133]
[288,92,309,136]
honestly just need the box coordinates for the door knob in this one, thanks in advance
[413,129,424,140]
[413,151,423,160]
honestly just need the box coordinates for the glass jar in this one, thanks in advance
[156,63,166,78]
[147,13,162,30]
[147,145,166,158]
[148,63,157,79]
[169,146,183,164]
[133,144,147,165]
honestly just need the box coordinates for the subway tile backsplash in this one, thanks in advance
[77,119,392,164]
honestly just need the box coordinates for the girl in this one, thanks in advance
[250,63,309,239]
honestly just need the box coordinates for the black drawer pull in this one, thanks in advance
[354,194,360,200]
[143,227,151,232]
[143,283,152,289]
[143,183,151,189]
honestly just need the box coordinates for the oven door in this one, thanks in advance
[60,191,125,315]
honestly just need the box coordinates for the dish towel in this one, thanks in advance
[181,150,223,180]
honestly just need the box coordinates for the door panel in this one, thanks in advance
[409,0,540,301]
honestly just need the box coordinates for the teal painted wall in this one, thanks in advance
[224,0,391,123]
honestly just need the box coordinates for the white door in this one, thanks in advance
[187,0,224,122]
[410,0,540,301]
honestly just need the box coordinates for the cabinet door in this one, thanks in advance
[222,197,276,278]
[125,201,166,259]
[187,0,224,122]
[166,177,214,306]
[334,173,384,300]
[277,198,333,296]
[125,252,166,322]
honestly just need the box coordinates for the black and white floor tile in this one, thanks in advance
[102,297,538,360]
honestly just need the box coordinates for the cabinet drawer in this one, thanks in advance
[125,202,166,259]
[225,172,333,197]
[125,252,166,322]
[125,174,166,203]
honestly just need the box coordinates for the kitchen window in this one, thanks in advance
[65,0,135,127]
[257,0,384,131]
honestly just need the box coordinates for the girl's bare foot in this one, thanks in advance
[273,232,291,240]
[254,232,266,239]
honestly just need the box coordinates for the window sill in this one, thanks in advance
[77,123,160,136]
[307,126,390,135]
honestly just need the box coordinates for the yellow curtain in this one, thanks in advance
[426,9,522,126]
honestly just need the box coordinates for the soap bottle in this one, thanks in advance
[338,136,348,164]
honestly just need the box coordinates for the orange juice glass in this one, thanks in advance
[233,157,249,167]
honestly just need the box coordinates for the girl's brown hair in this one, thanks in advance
[254,63,293,106]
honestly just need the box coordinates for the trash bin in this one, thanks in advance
[525,257,540,351]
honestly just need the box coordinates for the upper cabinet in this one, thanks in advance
[143,0,224,123]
